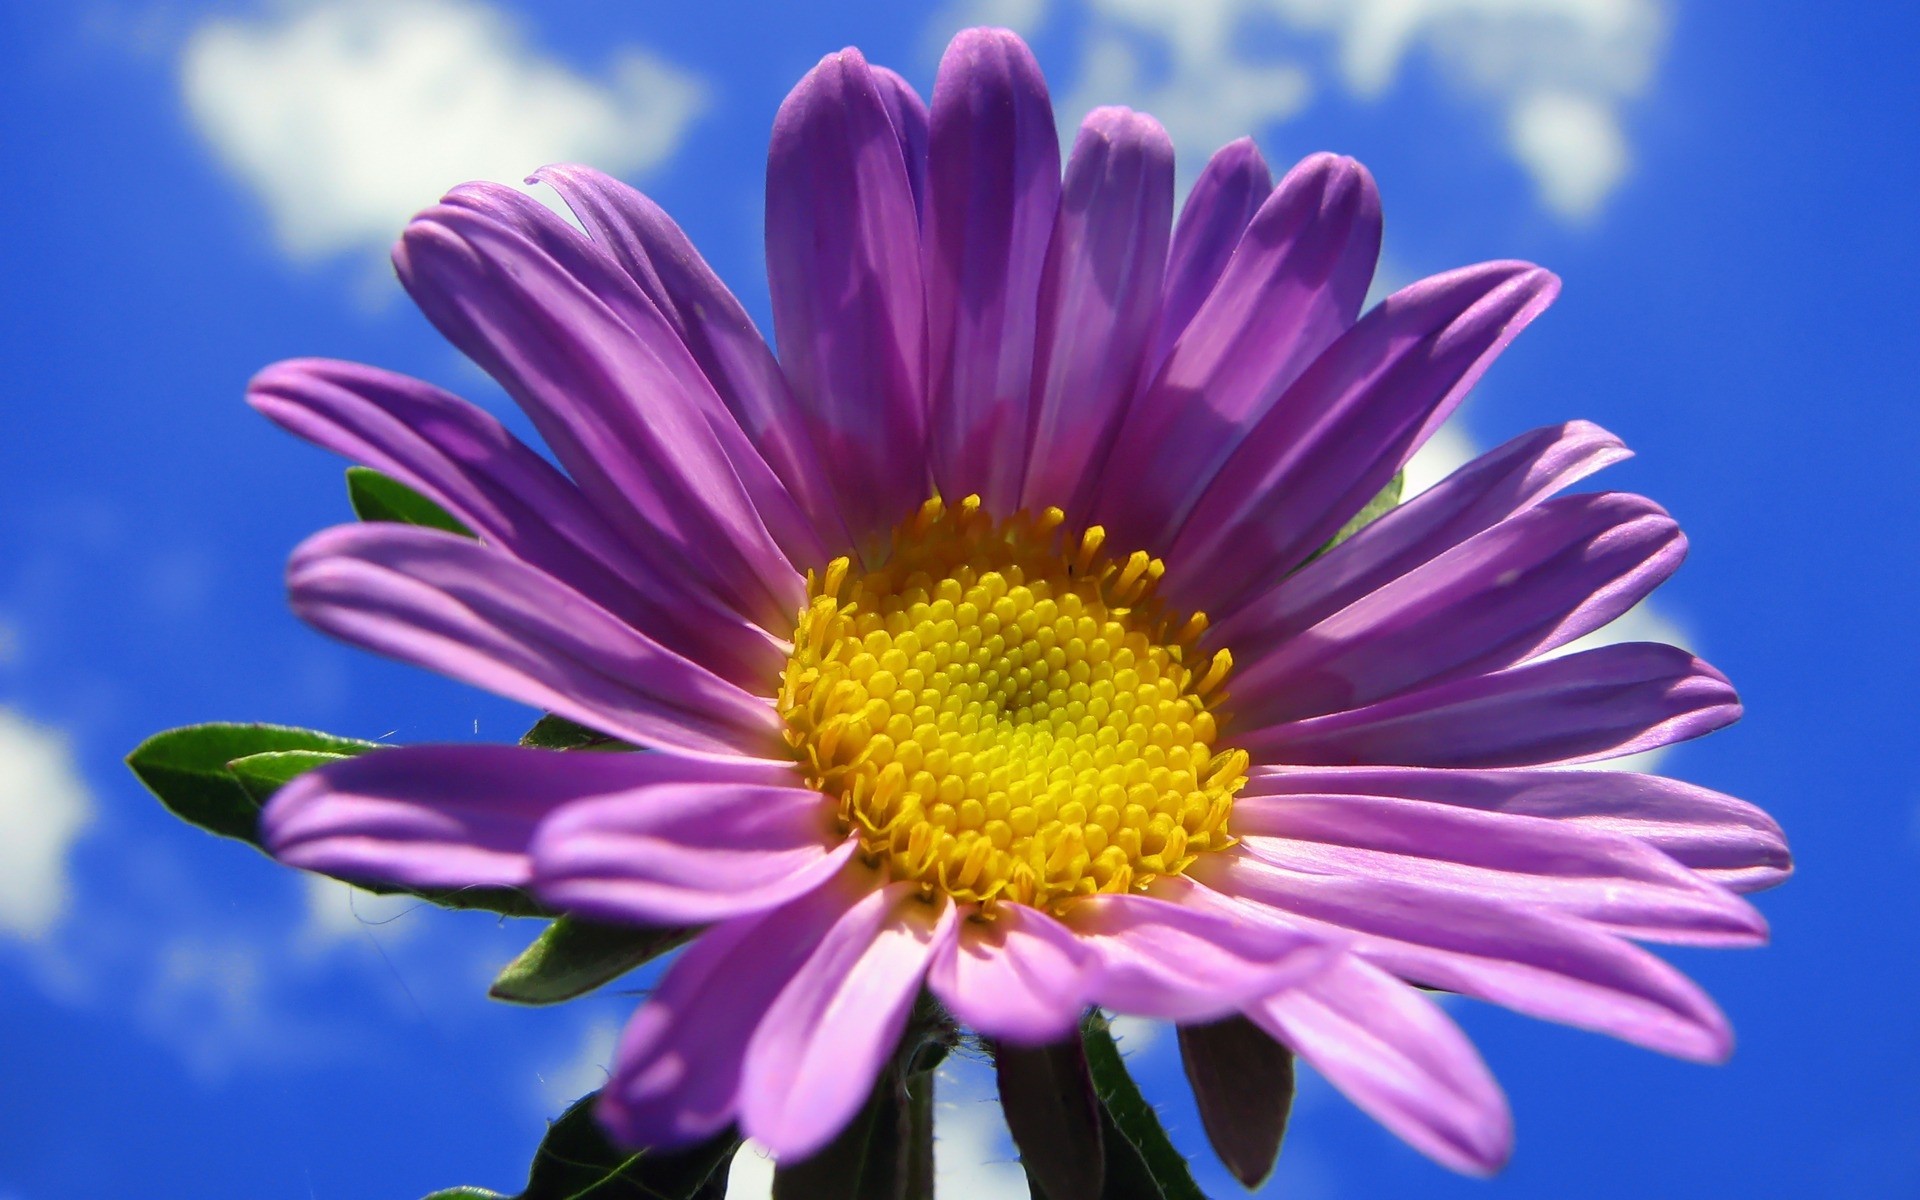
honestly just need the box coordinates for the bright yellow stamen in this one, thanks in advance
[779,496,1245,915]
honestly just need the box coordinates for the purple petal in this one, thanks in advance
[1192,851,1734,1061]
[928,903,1097,1044]
[261,743,786,891]
[925,27,1062,515]
[1166,262,1560,615]
[1212,420,1632,659]
[248,358,781,690]
[1231,792,1765,945]
[529,165,852,558]
[741,882,956,1159]
[1246,956,1511,1176]
[598,876,864,1148]
[1232,492,1687,727]
[1251,765,1791,893]
[1241,641,1740,768]
[1020,106,1175,520]
[1096,154,1383,555]
[1060,886,1336,1022]
[394,190,807,630]
[1152,137,1273,373]
[287,524,782,758]
[766,48,929,547]
[871,66,930,217]
[530,784,854,925]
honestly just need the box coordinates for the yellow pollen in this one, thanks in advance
[779,495,1245,915]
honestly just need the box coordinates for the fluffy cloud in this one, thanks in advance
[0,708,96,940]
[958,0,1663,219]
[181,0,707,261]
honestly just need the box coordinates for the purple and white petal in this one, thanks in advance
[766,47,930,548]
[1212,420,1632,660]
[1252,766,1791,893]
[1231,791,1766,945]
[1021,106,1175,519]
[1166,263,1560,616]
[1241,641,1741,768]
[598,876,866,1149]
[1247,956,1512,1176]
[928,903,1098,1045]
[925,27,1062,516]
[1231,492,1686,727]
[741,882,957,1160]
[529,165,853,558]
[1097,154,1382,554]
[1061,886,1336,1022]
[1151,137,1273,373]
[1192,851,1735,1062]
[288,524,783,759]
[530,783,853,926]
[262,744,788,891]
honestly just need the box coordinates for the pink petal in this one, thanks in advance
[928,903,1097,1045]
[261,744,787,891]
[1247,955,1512,1176]
[741,881,957,1160]
[1151,137,1273,373]
[1060,886,1336,1022]
[287,524,782,758]
[924,28,1063,515]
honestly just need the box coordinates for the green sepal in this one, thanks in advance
[490,917,695,1005]
[127,722,379,845]
[346,465,475,537]
[1306,470,1404,564]
[520,713,637,753]
[128,721,547,917]
[1077,1012,1206,1200]
[421,1089,739,1200]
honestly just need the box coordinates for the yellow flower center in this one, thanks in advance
[779,496,1245,915]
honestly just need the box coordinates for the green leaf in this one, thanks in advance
[346,466,475,537]
[423,1089,739,1200]
[1306,470,1404,564]
[490,917,695,1005]
[227,749,352,806]
[127,722,379,845]
[771,1071,909,1200]
[1080,1013,1205,1200]
[520,714,636,753]
[129,721,548,917]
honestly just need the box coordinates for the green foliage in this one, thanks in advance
[126,722,378,846]
[421,1090,738,1200]
[520,714,636,752]
[1307,470,1405,563]
[345,466,475,537]
[128,721,546,917]
[1077,1014,1206,1200]
[490,917,695,1005]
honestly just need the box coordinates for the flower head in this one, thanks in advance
[253,26,1790,1177]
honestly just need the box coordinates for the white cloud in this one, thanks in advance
[539,1013,623,1111]
[976,0,1662,218]
[299,873,419,950]
[0,709,96,940]
[181,0,707,262]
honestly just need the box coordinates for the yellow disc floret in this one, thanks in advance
[779,495,1245,915]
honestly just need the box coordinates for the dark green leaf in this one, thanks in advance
[520,714,636,752]
[127,722,379,845]
[423,1089,739,1200]
[1177,1016,1294,1188]
[997,1038,1104,1200]
[1081,1014,1205,1200]
[346,466,475,537]
[772,1070,909,1200]
[1306,470,1404,564]
[227,749,351,806]
[490,917,695,1005]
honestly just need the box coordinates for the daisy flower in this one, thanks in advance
[253,26,1789,1182]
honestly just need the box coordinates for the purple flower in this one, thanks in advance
[253,27,1789,1177]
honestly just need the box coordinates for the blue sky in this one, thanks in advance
[1,0,1914,1196]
